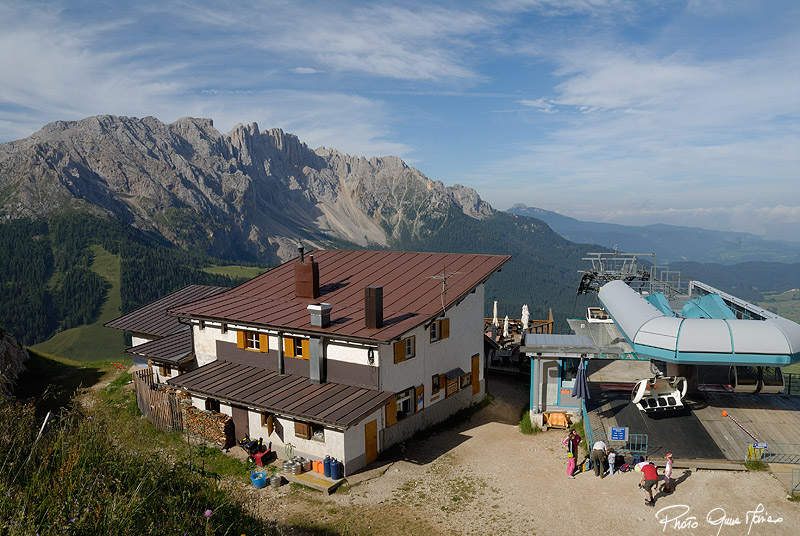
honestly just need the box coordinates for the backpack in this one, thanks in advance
[619,463,632,473]
[631,454,643,465]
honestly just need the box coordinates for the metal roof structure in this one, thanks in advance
[169,250,510,343]
[598,280,800,366]
[105,285,228,337]
[168,360,394,429]
[126,330,194,365]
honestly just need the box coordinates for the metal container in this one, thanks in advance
[290,461,302,475]
[282,460,293,473]
[269,474,283,488]
[302,458,312,472]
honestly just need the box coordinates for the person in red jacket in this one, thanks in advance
[639,462,659,506]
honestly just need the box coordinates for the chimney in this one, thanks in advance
[307,303,332,328]
[365,286,383,328]
[295,254,320,298]
[309,337,325,384]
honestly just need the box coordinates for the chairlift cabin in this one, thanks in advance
[729,365,784,394]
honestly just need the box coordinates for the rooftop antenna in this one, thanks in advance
[430,265,463,316]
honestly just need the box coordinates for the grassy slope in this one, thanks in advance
[32,245,129,363]
[202,264,266,278]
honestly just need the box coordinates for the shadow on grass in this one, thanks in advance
[13,349,105,416]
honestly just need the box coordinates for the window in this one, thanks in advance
[205,398,221,412]
[432,374,441,394]
[561,358,580,390]
[393,336,415,363]
[396,387,415,420]
[429,318,450,343]
[237,330,268,352]
[283,337,309,359]
[460,373,472,389]
[311,423,325,441]
[158,364,168,377]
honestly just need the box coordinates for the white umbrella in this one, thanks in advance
[492,301,499,327]
[521,305,530,331]
[503,315,510,338]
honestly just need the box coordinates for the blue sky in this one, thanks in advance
[1,1,798,241]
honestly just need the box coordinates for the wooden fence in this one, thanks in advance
[133,369,184,433]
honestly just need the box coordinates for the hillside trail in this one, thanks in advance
[235,373,800,536]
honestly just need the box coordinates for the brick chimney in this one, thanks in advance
[365,286,383,328]
[295,253,320,299]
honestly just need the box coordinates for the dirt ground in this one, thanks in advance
[235,373,800,536]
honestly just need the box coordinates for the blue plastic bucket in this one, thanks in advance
[250,471,267,489]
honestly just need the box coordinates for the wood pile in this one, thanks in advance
[179,397,235,449]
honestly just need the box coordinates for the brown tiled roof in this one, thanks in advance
[126,331,194,365]
[168,361,394,429]
[169,250,510,342]
[105,285,228,337]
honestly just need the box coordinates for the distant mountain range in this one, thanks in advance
[507,205,800,265]
[1,115,799,347]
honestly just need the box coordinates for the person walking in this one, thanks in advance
[562,429,582,478]
[662,453,673,493]
[591,439,607,477]
[640,461,659,506]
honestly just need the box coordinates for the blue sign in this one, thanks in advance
[753,442,768,449]
[610,427,628,441]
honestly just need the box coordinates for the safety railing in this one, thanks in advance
[581,401,648,458]
[785,373,799,395]
[792,469,800,496]
[745,442,800,464]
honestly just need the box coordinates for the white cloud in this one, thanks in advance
[291,67,322,74]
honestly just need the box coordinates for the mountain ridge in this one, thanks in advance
[0,115,491,263]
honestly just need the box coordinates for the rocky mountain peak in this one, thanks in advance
[0,115,495,263]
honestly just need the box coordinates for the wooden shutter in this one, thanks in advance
[393,341,405,364]
[237,330,246,349]
[284,337,295,358]
[266,414,274,436]
[295,421,310,440]
[301,339,310,359]
[259,333,269,353]
[414,385,424,413]
[385,396,397,427]
[472,353,480,395]
[441,318,450,340]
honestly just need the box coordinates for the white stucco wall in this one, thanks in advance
[246,411,347,462]
[131,334,153,347]
[193,322,238,366]
[326,341,372,365]
[153,363,181,384]
[379,284,485,408]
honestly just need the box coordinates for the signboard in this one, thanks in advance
[753,442,768,450]
[610,426,629,442]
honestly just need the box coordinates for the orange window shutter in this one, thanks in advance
[236,330,245,349]
[393,341,405,364]
[385,396,397,427]
[415,385,424,413]
[472,354,480,395]
[284,337,294,358]
[301,339,310,359]
[295,421,310,440]
[259,333,269,353]
[441,318,450,339]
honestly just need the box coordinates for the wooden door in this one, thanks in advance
[365,420,378,465]
[471,354,480,395]
[232,405,250,441]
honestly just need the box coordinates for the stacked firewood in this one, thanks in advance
[179,397,235,449]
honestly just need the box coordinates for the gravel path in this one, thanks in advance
[241,374,800,535]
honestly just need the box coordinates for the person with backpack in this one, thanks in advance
[562,429,581,479]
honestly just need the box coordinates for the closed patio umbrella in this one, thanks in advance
[521,305,529,331]
[503,315,510,338]
[571,357,591,400]
[492,301,499,327]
